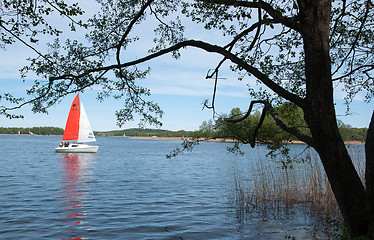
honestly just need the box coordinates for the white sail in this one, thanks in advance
[78,101,96,143]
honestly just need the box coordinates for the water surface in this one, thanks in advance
[0,135,330,239]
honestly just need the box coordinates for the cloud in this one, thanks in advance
[333,82,367,102]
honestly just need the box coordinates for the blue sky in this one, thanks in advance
[0,45,254,131]
[0,2,372,131]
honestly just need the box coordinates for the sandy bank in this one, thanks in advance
[127,136,236,142]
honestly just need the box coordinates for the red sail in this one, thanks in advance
[62,95,80,141]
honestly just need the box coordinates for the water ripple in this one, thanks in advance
[0,135,332,239]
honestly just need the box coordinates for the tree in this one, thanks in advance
[195,119,217,138]
[1,0,373,237]
[0,0,85,59]
[218,103,307,145]
[0,0,85,118]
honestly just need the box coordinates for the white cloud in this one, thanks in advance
[333,81,367,101]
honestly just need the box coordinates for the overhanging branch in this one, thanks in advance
[227,100,315,148]
[198,0,300,31]
[50,40,306,109]
[116,0,155,68]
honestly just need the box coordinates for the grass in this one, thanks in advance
[233,144,366,221]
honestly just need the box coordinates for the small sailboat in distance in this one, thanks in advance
[55,94,99,153]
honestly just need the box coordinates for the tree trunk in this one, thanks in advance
[309,119,370,236]
[366,111,374,239]
[300,0,370,236]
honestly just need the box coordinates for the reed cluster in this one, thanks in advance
[233,144,365,220]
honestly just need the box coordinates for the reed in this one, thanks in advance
[233,144,365,220]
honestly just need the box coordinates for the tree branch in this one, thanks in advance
[227,100,315,147]
[224,18,262,50]
[198,0,300,31]
[330,0,347,43]
[331,0,372,76]
[44,0,85,28]
[333,64,374,81]
[0,23,55,65]
[116,0,154,69]
[50,40,306,109]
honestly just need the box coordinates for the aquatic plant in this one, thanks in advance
[233,144,365,229]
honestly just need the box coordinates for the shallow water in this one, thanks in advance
[0,135,331,239]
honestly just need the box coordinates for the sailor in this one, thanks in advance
[59,142,63,147]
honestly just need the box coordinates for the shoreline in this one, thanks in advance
[127,136,364,145]
[127,136,237,142]
[0,134,364,145]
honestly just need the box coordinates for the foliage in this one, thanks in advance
[94,130,126,137]
[213,103,307,152]
[194,119,217,139]
[94,128,196,137]
[338,120,368,142]
[166,139,200,159]
[0,126,63,135]
[198,103,368,145]
[29,126,64,135]
[0,0,85,48]
[216,107,290,145]
[0,120,366,141]
[0,0,372,128]
[1,0,374,237]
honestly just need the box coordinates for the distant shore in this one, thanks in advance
[127,136,237,142]
[0,134,364,145]
[127,136,364,145]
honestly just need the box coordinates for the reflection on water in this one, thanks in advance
[59,153,95,239]
[0,135,337,239]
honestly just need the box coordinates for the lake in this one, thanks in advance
[0,135,332,239]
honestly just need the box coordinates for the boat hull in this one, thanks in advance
[55,143,99,153]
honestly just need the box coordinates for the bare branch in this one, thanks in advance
[204,59,227,114]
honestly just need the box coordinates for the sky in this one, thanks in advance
[0,2,373,132]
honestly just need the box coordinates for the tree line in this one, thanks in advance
[1,113,366,143]
[195,105,368,143]
[0,127,64,135]
[94,128,196,137]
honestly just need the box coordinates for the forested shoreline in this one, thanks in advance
[0,127,64,135]
[0,125,368,143]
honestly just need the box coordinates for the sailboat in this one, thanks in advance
[55,94,99,153]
